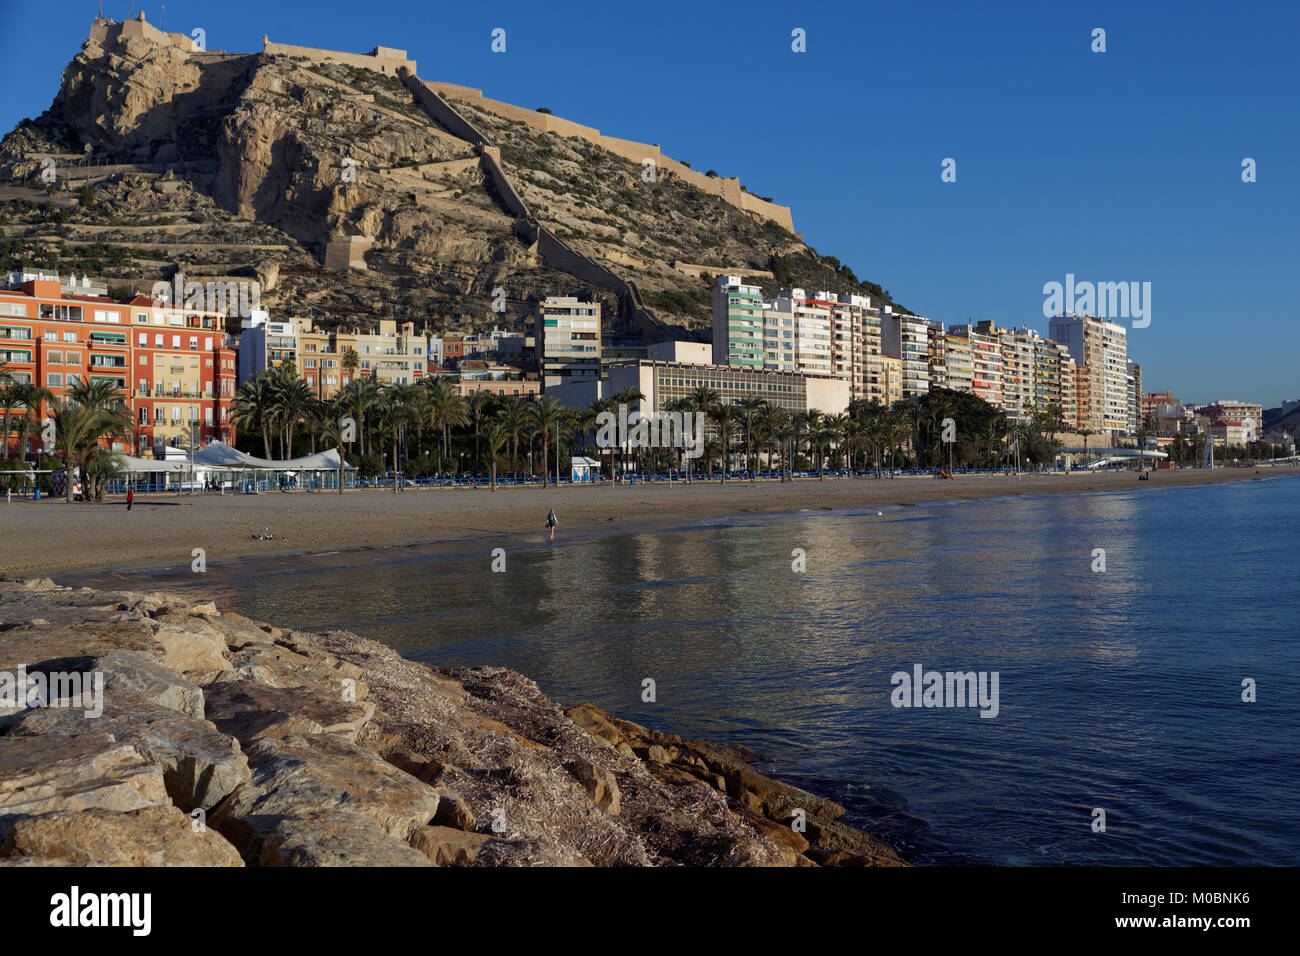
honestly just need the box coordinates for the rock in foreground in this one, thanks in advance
[0,579,903,867]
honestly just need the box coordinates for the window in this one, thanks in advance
[47,351,62,364]
[204,337,213,351]
[66,374,80,387]
[155,334,163,347]
[172,335,181,348]
[5,304,24,317]
[63,332,77,343]
[136,312,148,323]
[47,373,62,387]
[44,330,57,342]
[189,337,198,350]
[168,314,183,327]
[92,309,121,323]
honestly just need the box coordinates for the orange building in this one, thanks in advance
[0,276,235,460]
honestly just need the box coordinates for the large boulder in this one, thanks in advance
[0,806,244,866]
[202,681,375,744]
[0,735,169,820]
[238,733,442,841]
[259,809,433,867]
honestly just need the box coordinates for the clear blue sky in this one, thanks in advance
[3,0,1297,407]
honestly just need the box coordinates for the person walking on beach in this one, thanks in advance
[546,508,558,540]
[126,487,134,511]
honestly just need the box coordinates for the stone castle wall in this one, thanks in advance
[262,40,416,76]
[423,82,795,234]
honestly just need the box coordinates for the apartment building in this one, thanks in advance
[761,289,833,377]
[605,360,850,418]
[127,294,236,454]
[445,361,540,400]
[882,310,931,399]
[974,322,1033,420]
[1205,400,1262,438]
[879,355,904,405]
[538,296,601,389]
[1127,361,1142,434]
[711,276,764,368]
[824,292,882,403]
[294,318,427,399]
[237,310,296,383]
[1049,313,1130,435]
[0,273,234,459]
[949,324,1003,408]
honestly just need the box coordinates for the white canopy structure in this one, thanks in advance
[114,454,188,474]
[192,442,353,471]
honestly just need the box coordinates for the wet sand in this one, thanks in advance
[2,466,1295,578]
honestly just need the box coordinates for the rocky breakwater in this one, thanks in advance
[0,579,903,867]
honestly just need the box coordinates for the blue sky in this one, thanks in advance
[3,0,1297,406]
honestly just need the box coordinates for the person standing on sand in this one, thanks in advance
[546,508,558,540]
[126,487,134,511]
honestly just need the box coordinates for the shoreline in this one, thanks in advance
[3,466,1295,580]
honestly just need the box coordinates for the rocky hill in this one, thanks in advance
[0,16,910,339]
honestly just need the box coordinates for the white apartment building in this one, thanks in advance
[539,296,601,389]
[761,289,833,377]
[882,310,931,399]
[1050,313,1129,435]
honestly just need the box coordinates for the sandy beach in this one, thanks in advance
[2,466,1295,578]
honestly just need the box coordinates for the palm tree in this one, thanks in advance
[820,413,848,478]
[341,348,360,388]
[759,404,789,478]
[708,401,741,482]
[2,381,52,460]
[737,395,767,477]
[232,376,275,460]
[317,402,351,494]
[664,396,696,481]
[483,420,509,491]
[372,386,410,493]
[49,382,130,504]
[68,379,132,501]
[497,397,530,477]
[466,389,494,474]
[688,385,720,412]
[422,377,468,475]
[269,365,313,460]
[612,387,646,480]
[528,396,564,487]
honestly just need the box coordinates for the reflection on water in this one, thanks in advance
[69,477,1300,865]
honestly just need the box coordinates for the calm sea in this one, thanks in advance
[66,475,1300,865]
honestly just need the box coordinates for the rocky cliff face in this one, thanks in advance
[0,23,905,334]
[0,579,903,867]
